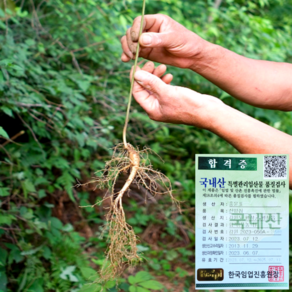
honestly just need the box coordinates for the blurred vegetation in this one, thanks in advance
[0,0,292,291]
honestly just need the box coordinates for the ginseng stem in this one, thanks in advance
[123,0,146,148]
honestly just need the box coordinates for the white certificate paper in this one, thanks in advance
[195,154,289,290]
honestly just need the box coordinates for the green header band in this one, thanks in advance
[198,157,257,171]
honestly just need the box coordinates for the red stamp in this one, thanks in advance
[268,266,284,282]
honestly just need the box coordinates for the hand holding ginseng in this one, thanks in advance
[132,61,223,129]
[89,62,181,282]
[121,14,208,69]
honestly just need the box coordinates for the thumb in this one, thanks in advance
[139,32,172,48]
[134,70,167,95]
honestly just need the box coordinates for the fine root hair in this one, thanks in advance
[77,143,180,282]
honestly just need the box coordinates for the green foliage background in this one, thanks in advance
[0,0,292,291]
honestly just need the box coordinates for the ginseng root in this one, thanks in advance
[79,143,179,282]
[77,0,178,282]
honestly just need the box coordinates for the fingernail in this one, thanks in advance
[136,80,144,86]
[142,34,152,45]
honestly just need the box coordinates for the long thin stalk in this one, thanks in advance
[123,0,146,148]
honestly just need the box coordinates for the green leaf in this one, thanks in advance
[60,266,78,282]
[139,280,164,290]
[83,116,94,126]
[20,207,33,219]
[136,245,149,252]
[1,107,13,117]
[166,249,178,261]
[80,267,97,281]
[21,245,43,256]
[119,15,127,31]
[35,177,49,186]
[128,276,136,285]
[175,267,188,278]
[148,259,161,271]
[104,280,115,288]
[0,214,15,225]
[0,267,7,291]
[38,189,46,199]
[78,284,102,292]
[119,283,130,290]
[49,217,63,230]
[129,271,153,284]
[56,171,75,201]
[62,223,73,232]
[0,248,8,266]
[8,246,23,264]
[0,8,5,18]
[27,278,44,292]
[129,286,137,292]
[22,180,36,193]
[42,246,51,260]
[0,127,9,139]
[0,188,9,197]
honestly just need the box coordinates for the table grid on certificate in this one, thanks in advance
[199,200,284,265]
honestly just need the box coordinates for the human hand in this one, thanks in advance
[131,61,223,129]
[121,14,207,69]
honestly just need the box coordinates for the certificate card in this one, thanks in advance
[195,154,289,290]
